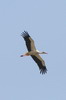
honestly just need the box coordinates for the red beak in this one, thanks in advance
[44,52,48,54]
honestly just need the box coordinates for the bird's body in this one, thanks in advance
[24,50,38,56]
[21,50,46,56]
[21,31,47,74]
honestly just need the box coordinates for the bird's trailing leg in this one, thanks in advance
[20,55,24,57]
[20,52,30,57]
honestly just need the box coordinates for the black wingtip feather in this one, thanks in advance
[40,66,47,74]
[21,31,30,38]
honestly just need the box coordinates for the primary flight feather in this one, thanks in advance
[21,31,47,74]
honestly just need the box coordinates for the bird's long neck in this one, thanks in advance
[38,52,44,54]
[38,51,47,54]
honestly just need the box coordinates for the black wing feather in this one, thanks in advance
[21,31,31,51]
[31,55,47,74]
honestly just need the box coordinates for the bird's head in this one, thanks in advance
[42,52,48,54]
[36,50,48,54]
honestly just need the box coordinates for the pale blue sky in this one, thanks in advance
[0,0,66,100]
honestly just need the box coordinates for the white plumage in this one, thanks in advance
[21,31,47,74]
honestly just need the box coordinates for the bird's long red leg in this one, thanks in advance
[20,53,29,57]
[20,55,24,57]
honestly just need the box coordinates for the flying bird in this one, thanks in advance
[21,31,47,74]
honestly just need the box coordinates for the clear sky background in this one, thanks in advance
[0,0,66,100]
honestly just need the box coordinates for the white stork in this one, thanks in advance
[21,31,47,74]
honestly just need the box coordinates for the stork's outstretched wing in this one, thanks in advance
[21,31,36,51]
[31,54,47,74]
